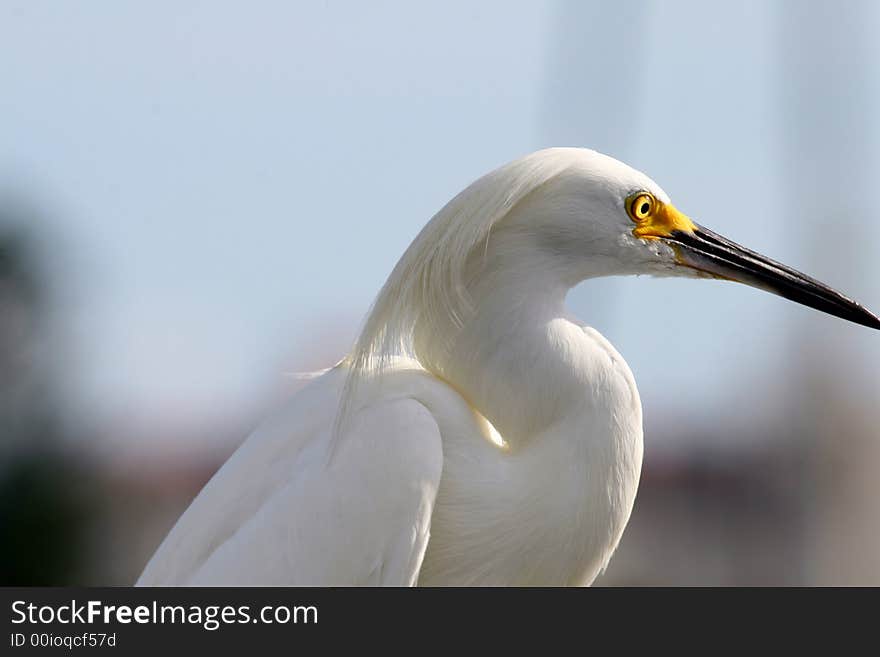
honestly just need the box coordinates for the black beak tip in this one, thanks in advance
[845,300,880,330]
[864,309,880,331]
[802,299,880,331]
[827,302,880,330]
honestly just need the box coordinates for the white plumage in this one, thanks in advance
[138,147,880,586]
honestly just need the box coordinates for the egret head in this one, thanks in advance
[492,148,880,329]
[342,147,878,422]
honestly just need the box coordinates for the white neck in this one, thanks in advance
[416,228,591,450]
[414,236,645,585]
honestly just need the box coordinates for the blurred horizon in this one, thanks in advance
[2,0,878,585]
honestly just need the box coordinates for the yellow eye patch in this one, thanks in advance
[626,192,696,239]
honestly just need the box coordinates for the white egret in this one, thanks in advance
[137,148,880,586]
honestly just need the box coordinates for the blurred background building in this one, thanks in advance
[1,0,878,585]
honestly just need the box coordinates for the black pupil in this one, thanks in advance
[639,202,650,215]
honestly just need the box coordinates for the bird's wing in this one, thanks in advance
[137,371,444,586]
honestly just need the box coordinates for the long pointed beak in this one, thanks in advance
[663,225,880,330]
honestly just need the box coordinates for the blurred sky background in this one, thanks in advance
[1,0,878,585]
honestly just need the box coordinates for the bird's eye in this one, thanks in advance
[627,193,655,222]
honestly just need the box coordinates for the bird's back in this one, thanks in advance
[136,365,449,586]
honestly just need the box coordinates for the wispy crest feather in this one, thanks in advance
[334,148,585,441]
